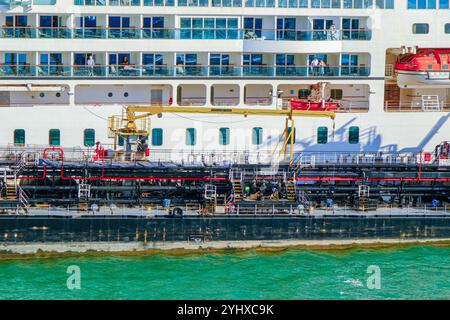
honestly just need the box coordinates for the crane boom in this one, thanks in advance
[127,106,336,121]
[108,105,336,166]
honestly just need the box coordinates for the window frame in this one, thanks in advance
[151,128,163,146]
[412,23,430,34]
[83,128,96,147]
[219,127,230,146]
[348,126,360,144]
[49,129,61,146]
[317,127,328,144]
[186,128,197,146]
[14,129,26,145]
[252,127,263,145]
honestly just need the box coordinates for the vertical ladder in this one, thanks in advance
[204,184,217,214]
[78,182,91,200]
[78,181,91,210]
[232,180,243,201]
[230,168,243,201]
[357,184,370,211]
[286,180,297,201]
[2,154,30,214]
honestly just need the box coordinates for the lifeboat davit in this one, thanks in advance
[290,100,339,111]
[395,48,450,88]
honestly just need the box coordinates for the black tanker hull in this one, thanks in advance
[0,216,449,243]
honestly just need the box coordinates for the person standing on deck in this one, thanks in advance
[87,55,95,76]
[310,56,319,76]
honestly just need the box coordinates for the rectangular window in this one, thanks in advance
[219,128,230,145]
[14,129,25,145]
[49,129,61,146]
[152,128,163,146]
[186,128,196,146]
[445,23,450,33]
[413,23,429,34]
[143,0,175,5]
[317,127,328,144]
[330,89,343,100]
[312,0,340,7]
[376,0,394,8]
[118,135,125,146]
[243,17,263,38]
[84,129,95,147]
[349,126,359,144]
[298,89,311,99]
[408,0,437,8]
[252,127,263,145]
[287,127,296,143]
[440,0,450,8]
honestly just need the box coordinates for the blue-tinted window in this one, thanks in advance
[409,0,437,8]
[118,135,125,146]
[83,16,97,27]
[219,128,230,145]
[317,127,328,144]
[186,128,196,146]
[14,129,25,145]
[349,126,359,144]
[376,0,394,7]
[413,23,429,34]
[49,129,60,146]
[152,128,163,146]
[34,0,57,4]
[84,129,95,147]
[252,127,263,145]
[440,0,449,8]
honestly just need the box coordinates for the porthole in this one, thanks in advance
[124,92,129,97]
[56,92,61,98]
[108,92,113,98]
[39,93,45,98]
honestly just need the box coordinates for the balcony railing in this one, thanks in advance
[384,100,450,112]
[0,26,372,41]
[0,64,371,78]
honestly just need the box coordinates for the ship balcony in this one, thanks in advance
[0,26,372,41]
[0,64,371,78]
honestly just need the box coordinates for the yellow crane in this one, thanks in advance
[108,105,336,166]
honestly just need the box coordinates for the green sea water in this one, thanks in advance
[0,245,449,300]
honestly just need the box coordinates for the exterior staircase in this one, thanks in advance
[355,184,377,211]
[230,168,243,202]
[204,184,217,214]
[232,179,243,201]
[286,180,297,201]
[78,181,91,211]
[1,154,30,213]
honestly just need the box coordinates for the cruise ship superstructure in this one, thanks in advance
[0,0,449,154]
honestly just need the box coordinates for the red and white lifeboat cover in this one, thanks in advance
[395,48,450,88]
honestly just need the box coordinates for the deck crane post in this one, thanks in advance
[108,106,336,167]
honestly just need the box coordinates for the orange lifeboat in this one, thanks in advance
[395,48,450,88]
[290,100,339,111]
[289,82,340,111]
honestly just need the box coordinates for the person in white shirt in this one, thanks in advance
[328,24,339,40]
[87,55,95,76]
[310,56,319,76]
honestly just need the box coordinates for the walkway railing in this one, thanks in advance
[384,101,450,112]
[0,146,446,168]
[0,64,371,78]
[0,26,372,41]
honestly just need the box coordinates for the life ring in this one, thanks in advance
[171,207,184,216]
[225,202,235,214]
